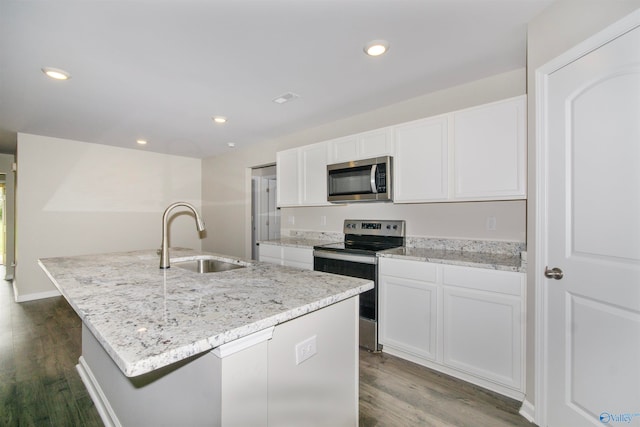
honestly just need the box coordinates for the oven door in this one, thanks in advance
[313,250,380,351]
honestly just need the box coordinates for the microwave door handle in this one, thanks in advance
[370,164,378,193]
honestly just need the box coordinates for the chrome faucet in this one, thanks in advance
[159,202,206,269]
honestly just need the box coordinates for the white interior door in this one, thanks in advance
[542,19,640,427]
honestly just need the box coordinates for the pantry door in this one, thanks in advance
[539,12,640,427]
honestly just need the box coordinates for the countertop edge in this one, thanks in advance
[377,252,525,273]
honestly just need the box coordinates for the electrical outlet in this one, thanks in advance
[295,335,317,365]
[486,216,497,231]
[320,215,327,226]
[288,215,295,225]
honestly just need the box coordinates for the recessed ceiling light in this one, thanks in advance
[213,116,227,124]
[136,139,148,145]
[42,67,71,80]
[364,40,389,57]
[227,142,236,148]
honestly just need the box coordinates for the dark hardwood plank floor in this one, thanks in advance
[1,272,532,426]
[0,274,103,427]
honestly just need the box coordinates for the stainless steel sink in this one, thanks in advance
[173,258,246,273]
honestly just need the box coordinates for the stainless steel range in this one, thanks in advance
[313,219,406,351]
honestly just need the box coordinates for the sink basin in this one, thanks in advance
[173,258,246,274]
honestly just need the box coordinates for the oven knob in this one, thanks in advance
[393,225,398,230]
[386,225,391,229]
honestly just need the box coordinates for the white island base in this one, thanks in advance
[77,297,359,427]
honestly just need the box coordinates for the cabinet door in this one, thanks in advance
[442,266,524,391]
[358,127,393,160]
[328,136,358,164]
[453,96,526,200]
[328,128,393,163]
[300,142,329,206]
[379,258,439,360]
[393,116,449,202]
[276,149,300,207]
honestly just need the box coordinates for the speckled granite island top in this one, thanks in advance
[38,248,373,378]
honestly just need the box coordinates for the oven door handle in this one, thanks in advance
[313,250,377,265]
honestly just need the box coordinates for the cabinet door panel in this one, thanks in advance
[276,149,300,206]
[393,116,449,202]
[358,128,393,159]
[328,136,358,163]
[453,96,526,199]
[380,276,438,360]
[442,287,522,390]
[300,142,328,205]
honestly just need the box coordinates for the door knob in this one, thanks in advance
[544,267,564,280]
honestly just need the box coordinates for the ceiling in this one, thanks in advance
[0,0,553,159]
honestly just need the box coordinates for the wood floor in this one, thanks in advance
[1,275,532,426]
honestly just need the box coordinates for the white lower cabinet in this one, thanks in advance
[258,243,313,270]
[258,242,282,265]
[379,257,525,399]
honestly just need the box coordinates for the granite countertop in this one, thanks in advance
[379,247,525,273]
[38,248,373,378]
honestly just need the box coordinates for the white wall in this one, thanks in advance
[525,0,640,410]
[15,133,202,301]
[0,153,16,279]
[202,68,527,259]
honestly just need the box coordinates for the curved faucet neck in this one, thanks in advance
[160,202,206,269]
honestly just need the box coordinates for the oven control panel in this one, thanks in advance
[343,219,405,237]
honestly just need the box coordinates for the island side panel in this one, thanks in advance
[267,296,359,427]
[80,325,227,427]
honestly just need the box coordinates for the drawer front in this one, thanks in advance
[379,257,439,283]
[443,265,523,297]
[282,246,313,264]
[259,244,282,260]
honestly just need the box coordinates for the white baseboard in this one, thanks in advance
[519,398,536,424]
[13,281,61,302]
[77,356,121,427]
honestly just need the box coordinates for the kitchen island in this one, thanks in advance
[39,249,373,427]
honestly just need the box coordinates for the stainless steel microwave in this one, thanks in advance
[327,156,392,203]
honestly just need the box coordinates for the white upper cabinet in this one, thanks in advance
[328,127,394,164]
[300,142,329,205]
[393,115,449,203]
[393,95,526,203]
[276,148,300,207]
[276,142,329,207]
[452,96,526,200]
[276,95,526,207]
